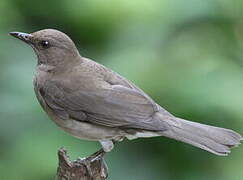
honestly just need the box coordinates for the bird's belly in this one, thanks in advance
[59,119,122,141]
[48,110,124,141]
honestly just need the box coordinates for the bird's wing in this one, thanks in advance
[40,80,163,131]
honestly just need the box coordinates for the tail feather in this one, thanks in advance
[160,117,242,156]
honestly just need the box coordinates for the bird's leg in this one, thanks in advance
[76,148,107,179]
[87,148,108,178]
[81,140,114,178]
[89,148,106,160]
[99,140,114,152]
[74,140,114,178]
[89,139,117,162]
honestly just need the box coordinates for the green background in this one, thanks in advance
[1,0,243,179]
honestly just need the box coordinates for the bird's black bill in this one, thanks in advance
[9,32,33,43]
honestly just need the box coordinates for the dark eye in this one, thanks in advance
[40,40,50,48]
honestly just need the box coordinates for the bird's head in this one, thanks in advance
[10,29,80,67]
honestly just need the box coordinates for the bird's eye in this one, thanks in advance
[40,40,50,48]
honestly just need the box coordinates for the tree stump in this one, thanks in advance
[56,148,108,180]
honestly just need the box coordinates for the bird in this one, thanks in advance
[10,29,242,156]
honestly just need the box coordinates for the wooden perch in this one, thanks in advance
[56,148,108,180]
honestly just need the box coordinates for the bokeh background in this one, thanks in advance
[1,0,243,179]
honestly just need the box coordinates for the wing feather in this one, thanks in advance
[40,79,163,130]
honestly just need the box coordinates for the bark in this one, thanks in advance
[56,148,108,180]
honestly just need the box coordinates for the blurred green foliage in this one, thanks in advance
[1,0,243,179]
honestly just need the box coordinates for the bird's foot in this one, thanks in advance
[76,149,107,179]
[88,148,106,161]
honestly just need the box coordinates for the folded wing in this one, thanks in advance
[40,80,166,131]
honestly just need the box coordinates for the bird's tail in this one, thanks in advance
[159,116,242,156]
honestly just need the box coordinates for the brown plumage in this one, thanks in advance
[10,29,242,155]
